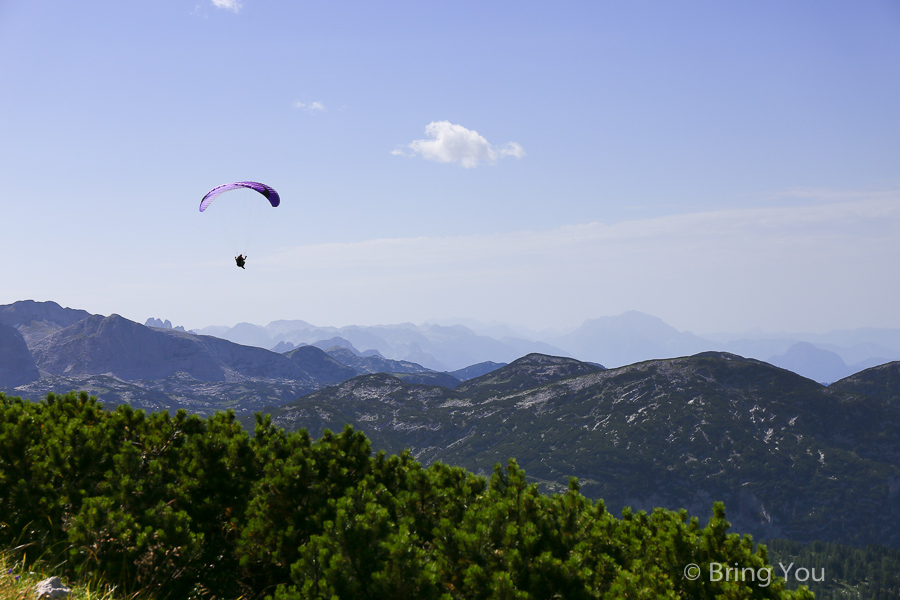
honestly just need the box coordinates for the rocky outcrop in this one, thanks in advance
[145,317,186,331]
[34,576,70,599]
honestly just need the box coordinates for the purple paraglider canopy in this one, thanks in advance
[199,181,280,212]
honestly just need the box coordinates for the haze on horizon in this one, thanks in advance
[2,1,898,335]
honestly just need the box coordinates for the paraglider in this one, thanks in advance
[200,181,280,268]
[199,181,280,212]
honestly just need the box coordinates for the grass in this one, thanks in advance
[0,548,149,600]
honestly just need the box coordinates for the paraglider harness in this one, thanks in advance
[235,254,246,269]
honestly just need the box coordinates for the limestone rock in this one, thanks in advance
[34,576,70,599]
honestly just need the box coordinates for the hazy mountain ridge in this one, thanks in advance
[4,299,899,411]
[547,311,714,367]
[4,298,899,400]
[195,309,900,382]
[322,346,435,375]
[282,345,360,384]
[194,320,567,372]
[0,301,490,414]
[712,330,900,379]
[765,342,858,384]
[262,352,900,548]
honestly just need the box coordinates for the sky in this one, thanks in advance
[1,0,899,335]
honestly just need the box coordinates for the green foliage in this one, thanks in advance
[2,391,816,599]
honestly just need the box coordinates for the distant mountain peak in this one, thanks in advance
[312,337,361,354]
[767,342,850,384]
[554,313,711,368]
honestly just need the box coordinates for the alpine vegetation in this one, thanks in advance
[0,391,812,599]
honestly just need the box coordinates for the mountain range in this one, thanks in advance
[193,310,900,384]
[0,300,502,415]
[2,299,900,550]
[3,298,900,407]
[259,352,900,549]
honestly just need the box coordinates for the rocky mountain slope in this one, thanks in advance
[0,299,94,344]
[828,360,900,407]
[29,314,315,382]
[0,322,39,387]
[0,301,497,415]
[263,352,900,548]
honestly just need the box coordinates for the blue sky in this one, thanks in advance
[2,0,899,334]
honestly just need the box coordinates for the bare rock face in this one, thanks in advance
[0,321,40,387]
[31,314,224,380]
[34,576,70,598]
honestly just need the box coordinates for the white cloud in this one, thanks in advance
[293,101,326,113]
[393,121,526,168]
[499,141,526,159]
[211,0,242,13]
